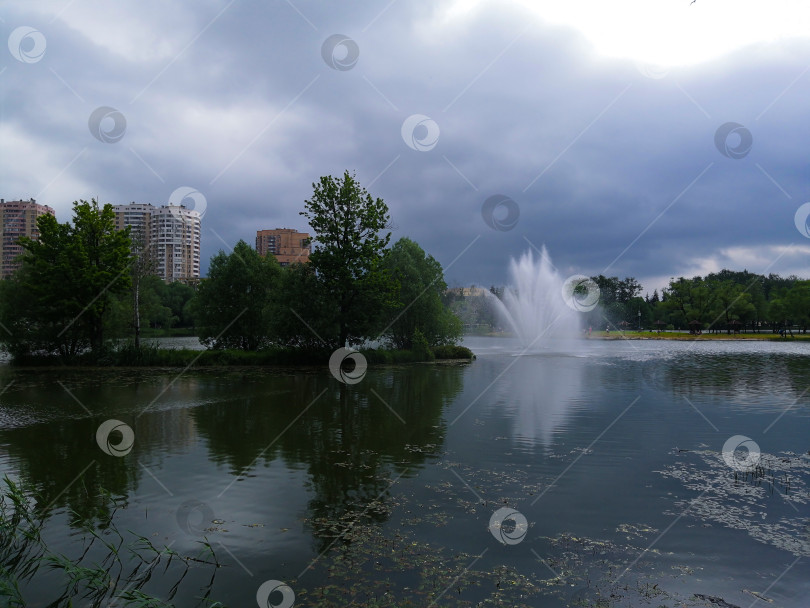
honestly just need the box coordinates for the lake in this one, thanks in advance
[1,336,809,607]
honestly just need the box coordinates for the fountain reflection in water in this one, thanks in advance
[493,354,587,447]
[473,248,592,447]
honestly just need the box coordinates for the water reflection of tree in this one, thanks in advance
[0,369,204,525]
[191,365,464,551]
[644,353,810,403]
[0,365,465,545]
[0,418,139,524]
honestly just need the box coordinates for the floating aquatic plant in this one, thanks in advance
[658,448,810,557]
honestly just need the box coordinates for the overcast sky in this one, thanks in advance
[2,0,810,294]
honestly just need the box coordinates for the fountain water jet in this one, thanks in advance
[486,248,582,351]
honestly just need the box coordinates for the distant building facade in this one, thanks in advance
[256,228,310,266]
[113,203,201,283]
[0,198,56,279]
[112,203,152,240]
[446,286,488,297]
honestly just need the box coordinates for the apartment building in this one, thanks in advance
[255,228,310,266]
[113,203,201,283]
[0,198,56,278]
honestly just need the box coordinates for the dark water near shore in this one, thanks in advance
[1,336,809,607]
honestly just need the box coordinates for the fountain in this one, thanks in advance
[485,248,585,351]
[480,247,597,446]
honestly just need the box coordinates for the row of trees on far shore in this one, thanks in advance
[582,272,810,333]
[0,172,461,360]
[454,271,810,334]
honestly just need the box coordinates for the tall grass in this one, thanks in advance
[0,476,227,608]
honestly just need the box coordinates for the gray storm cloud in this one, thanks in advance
[1,1,808,293]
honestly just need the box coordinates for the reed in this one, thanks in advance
[0,476,228,608]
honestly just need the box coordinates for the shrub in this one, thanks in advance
[432,344,475,360]
[411,329,434,361]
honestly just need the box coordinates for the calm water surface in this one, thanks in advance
[1,337,809,607]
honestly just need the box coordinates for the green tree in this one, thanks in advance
[158,280,196,327]
[106,274,177,343]
[708,280,755,332]
[627,296,651,329]
[661,276,715,330]
[300,171,395,347]
[782,280,810,333]
[591,275,620,307]
[1,200,131,358]
[617,277,643,302]
[139,275,176,328]
[448,289,498,332]
[381,237,461,349]
[605,301,628,327]
[265,262,334,349]
[191,240,281,350]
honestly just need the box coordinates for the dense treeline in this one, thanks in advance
[581,271,810,334]
[453,271,810,335]
[0,174,463,362]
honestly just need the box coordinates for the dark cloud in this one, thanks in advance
[2,1,809,294]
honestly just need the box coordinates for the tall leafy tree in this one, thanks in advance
[156,280,197,328]
[300,171,395,347]
[708,280,755,331]
[661,276,716,329]
[191,240,281,350]
[382,238,461,349]
[1,199,131,358]
[782,280,810,333]
[265,262,333,349]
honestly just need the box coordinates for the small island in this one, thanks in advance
[0,172,472,367]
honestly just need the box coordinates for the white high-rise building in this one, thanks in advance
[113,203,201,283]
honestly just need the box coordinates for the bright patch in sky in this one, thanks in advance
[447,0,810,66]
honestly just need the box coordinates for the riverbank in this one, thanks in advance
[8,343,475,367]
[480,330,809,341]
[587,331,810,340]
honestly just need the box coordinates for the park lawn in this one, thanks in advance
[589,331,810,341]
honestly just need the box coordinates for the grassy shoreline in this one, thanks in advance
[10,332,807,367]
[586,331,810,341]
[481,330,810,341]
[7,343,475,367]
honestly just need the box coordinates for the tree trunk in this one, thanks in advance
[339,299,348,348]
[134,278,141,350]
[90,319,103,354]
